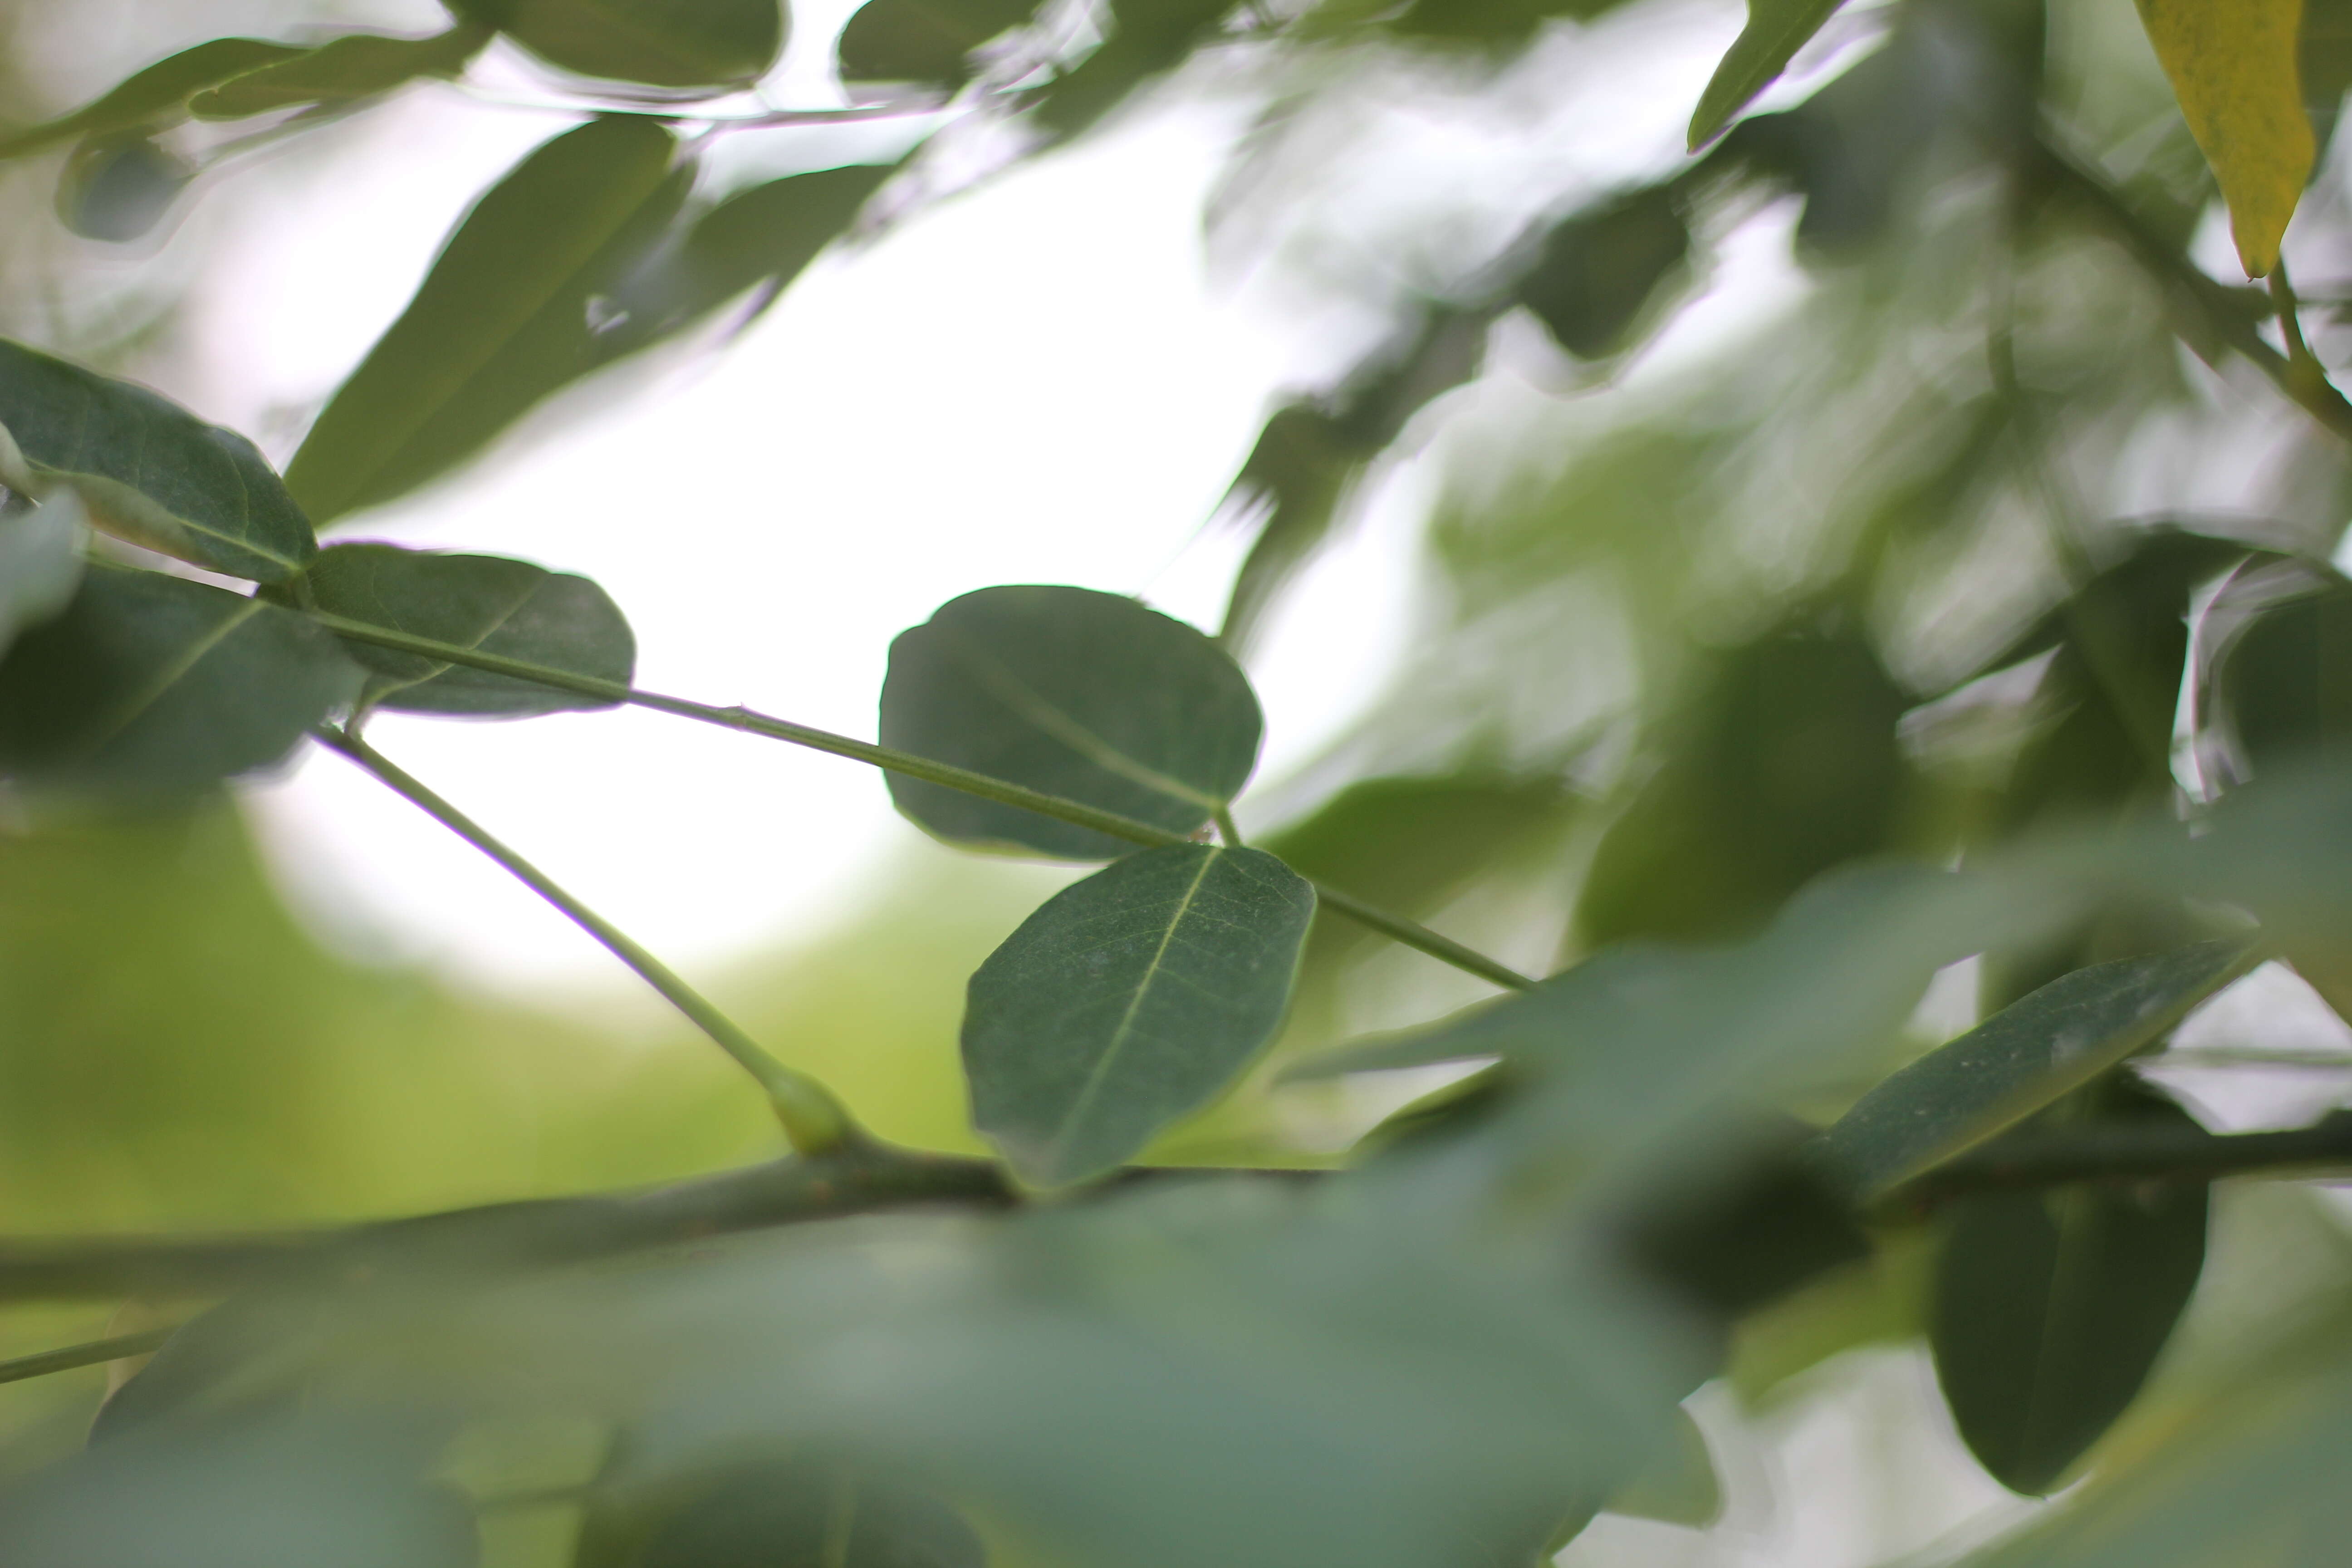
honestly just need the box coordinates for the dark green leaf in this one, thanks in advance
[55,132,194,242]
[288,543,634,717]
[0,566,359,795]
[187,26,494,120]
[839,0,1041,84]
[1613,1120,1871,1318]
[964,843,1314,1185]
[285,117,686,524]
[2304,0,2352,154]
[1688,0,1852,150]
[1514,187,1691,360]
[1033,0,1235,136]
[0,38,305,160]
[0,490,83,658]
[881,585,1263,859]
[1931,1080,2210,1495]
[611,1460,985,1568]
[1385,0,1642,49]
[1816,940,2255,1199]
[0,337,318,580]
[451,0,786,88]
[2215,574,2352,774]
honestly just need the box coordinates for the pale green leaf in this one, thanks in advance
[291,542,633,718]
[2134,0,2315,275]
[881,585,1263,860]
[1687,0,1850,150]
[0,489,83,659]
[0,38,305,160]
[0,337,318,581]
[1604,1406,1721,1527]
[1815,940,2257,1199]
[964,844,1314,1186]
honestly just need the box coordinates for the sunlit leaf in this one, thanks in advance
[1515,187,1691,359]
[56,133,194,242]
[838,0,1041,84]
[2133,0,2314,275]
[0,490,83,659]
[881,585,1263,859]
[964,844,1314,1186]
[187,26,494,119]
[0,567,359,795]
[285,117,686,524]
[0,338,318,581]
[1931,1079,2210,1495]
[0,38,305,160]
[1687,0,1850,150]
[290,543,633,718]
[450,0,786,88]
[1815,941,2256,1199]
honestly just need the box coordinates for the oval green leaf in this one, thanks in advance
[1687,0,1851,150]
[0,337,318,581]
[285,116,686,525]
[1930,1080,2210,1495]
[290,542,634,717]
[451,0,786,89]
[838,0,1042,85]
[0,490,83,659]
[187,25,494,120]
[1815,939,2256,1199]
[0,566,360,795]
[0,38,305,160]
[963,843,1315,1186]
[56,133,195,242]
[1515,186,1691,360]
[881,585,1264,860]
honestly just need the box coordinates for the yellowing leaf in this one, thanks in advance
[2134,0,2315,275]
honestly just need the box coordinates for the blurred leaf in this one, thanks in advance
[0,491,83,659]
[1575,629,1915,948]
[588,1457,986,1568]
[450,0,786,88]
[1033,0,1235,136]
[187,26,494,120]
[1931,1078,2210,1495]
[90,1296,326,1444]
[55,134,194,242]
[2133,0,2313,275]
[1612,1121,1871,1318]
[289,543,633,718]
[0,567,358,795]
[1514,187,1691,360]
[2304,0,2352,152]
[2215,574,2352,774]
[0,337,318,581]
[1604,1406,1720,1528]
[881,585,1263,859]
[1815,940,2255,1199]
[1688,0,1851,150]
[838,0,1040,84]
[964,844,1314,1186]
[1385,0,1640,49]
[0,39,305,160]
[286,117,686,524]
[1726,1230,1933,1405]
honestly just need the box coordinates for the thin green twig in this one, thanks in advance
[300,612,1536,991]
[0,1325,175,1385]
[314,725,866,1154]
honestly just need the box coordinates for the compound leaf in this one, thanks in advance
[0,38,305,159]
[293,542,633,717]
[285,117,685,525]
[1688,0,1850,150]
[882,585,1263,859]
[0,567,359,794]
[2134,0,2314,275]
[0,337,318,581]
[964,843,1315,1186]
[450,0,786,89]
[1931,1080,2210,1495]
[1816,940,2255,1198]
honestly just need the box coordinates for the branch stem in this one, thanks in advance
[1896,1109,2352,1204]
[300,613,1535,991]
[0,1326,176,1385]
[315,725,864,1154]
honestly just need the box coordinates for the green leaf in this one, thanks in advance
[1687,0,1850,150]
[881,585,1264,860]
[839,0,1042,83]
[285,117,686,524]
[289,543,634,718]
[2215,573,2352,774]
[1931,1080,2210,1495]
[187,25,495,120]
[963,843,1315,1186]
[0,566,359,795]
[602,1460,986,1568]
[1515,186,1691,359]
[0,337,319,581]
[2134,0,2314,275]
[0,490,83,659]
[1814,940,2257,1199]
[1033,0,1235,136]
[450,0,786,88]
[0,38,305,160]
[1605,1407,1720,1528]
[56,133,195,242]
